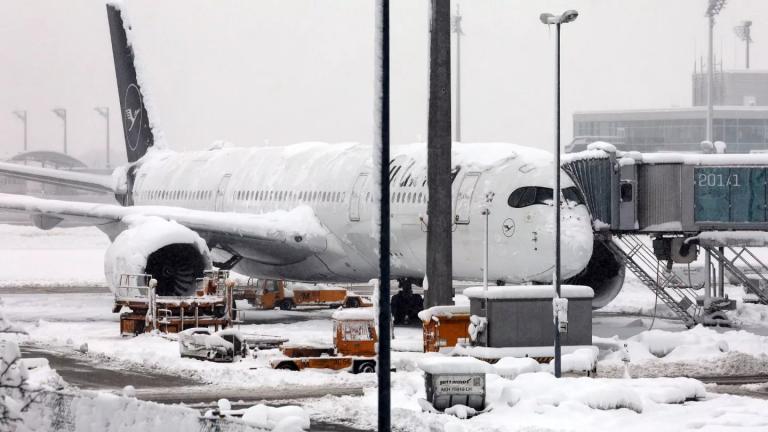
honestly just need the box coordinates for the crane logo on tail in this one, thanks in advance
[122,83,144,152]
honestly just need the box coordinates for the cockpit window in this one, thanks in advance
[507,187,553,208]
[563,186,586,207]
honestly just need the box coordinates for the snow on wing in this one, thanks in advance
[0,193,328,263]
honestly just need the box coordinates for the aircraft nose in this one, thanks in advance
[560,212,594,277]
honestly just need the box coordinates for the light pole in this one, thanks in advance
[95,107,111,169]
[706,0,727,143]
[375,1,391,430]
[452,3,464,142]
[12,110,27,151]
[734,21,753,69]
[540,9,578,379]
[52,108,67,154]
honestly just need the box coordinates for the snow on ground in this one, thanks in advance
[4,225,768,429]
[602,272,768,328]
[0,224,110,287]
[307,372,768,432]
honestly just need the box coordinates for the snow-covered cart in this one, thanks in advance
[179,328,247,362]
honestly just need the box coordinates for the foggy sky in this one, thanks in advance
[0,0,766,168]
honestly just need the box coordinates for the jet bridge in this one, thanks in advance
[563,145,768,327]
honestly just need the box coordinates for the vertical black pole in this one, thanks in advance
[376,0,391,430]
[426,0,453,308]
[553,22,562,379]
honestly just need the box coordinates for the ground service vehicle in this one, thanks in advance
[114,271,234,336]
[237,279,370,310]
[270,308,377,373]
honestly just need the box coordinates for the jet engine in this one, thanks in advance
[565,239,625,309]
[104,217,212,296]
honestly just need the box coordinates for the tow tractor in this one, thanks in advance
[235,279,371,310]
[113,270,234,336]
[270,308,377,373]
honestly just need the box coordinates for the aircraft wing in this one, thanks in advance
[0,161,116,194]
[0,193,328,264]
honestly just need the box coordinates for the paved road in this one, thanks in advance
[21,346,370,431]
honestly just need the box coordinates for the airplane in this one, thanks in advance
[0,4,625,309]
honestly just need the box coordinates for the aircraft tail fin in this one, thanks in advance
[106,3,154,163]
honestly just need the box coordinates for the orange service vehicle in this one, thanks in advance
[270,308,377,373]
[238,279,369,310]
[419,305,471,352]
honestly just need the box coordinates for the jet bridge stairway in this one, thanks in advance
[605,234,701,328]
[705,246,768,305]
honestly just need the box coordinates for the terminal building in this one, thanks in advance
[571,69,768,153]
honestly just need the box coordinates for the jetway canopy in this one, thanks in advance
[563,145,768,233]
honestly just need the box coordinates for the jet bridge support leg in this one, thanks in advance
[605,234,700,328]
[703,246,768,305]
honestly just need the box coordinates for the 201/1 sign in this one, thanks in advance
[697,172,741,188]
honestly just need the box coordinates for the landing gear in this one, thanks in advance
[391,278,423,325]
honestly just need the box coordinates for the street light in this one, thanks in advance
[12,110,27,151]
[734,20,753,69]
[52,108,67,154]
[705,0,727,143]
[452,4,464,142]
[540,9,578,379]
[95,107,111,169]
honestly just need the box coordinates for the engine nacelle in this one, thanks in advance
[105,217,212,296]
[565,239,625,309]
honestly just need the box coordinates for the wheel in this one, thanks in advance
[345,297,361,308]
[279,299,294,310]
[356,361,376,374]
[275,361,299,371]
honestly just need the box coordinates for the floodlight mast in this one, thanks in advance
[705,0,727,143]
[734,21,753,69]
[539,9,578,380]
[12,110,27,151]
[452,4,464,142]
[52,108,67,155]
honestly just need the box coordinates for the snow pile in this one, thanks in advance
[492,357,540,379]
[18,390,261,432]
[418,356,492,375]
[331,308,375,321]
[0,299,27,334]
[240,404,310,431]
[417,305,469,323]
[308,370,723,432]
[543,347,598,374]
[597,325,768,377]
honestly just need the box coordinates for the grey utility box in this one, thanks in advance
[418,357,489,413]
[464,285,593,348]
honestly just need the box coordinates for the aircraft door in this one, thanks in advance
[215,174,232,212]
[454,172,480,224]
[349,173,368,221]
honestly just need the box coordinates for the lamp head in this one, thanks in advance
[560,10,579,24]
[540,10,578,25]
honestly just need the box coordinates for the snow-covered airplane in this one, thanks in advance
[0,4,624,307]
